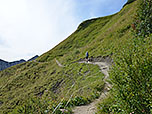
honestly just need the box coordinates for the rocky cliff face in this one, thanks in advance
[0,55,38,71]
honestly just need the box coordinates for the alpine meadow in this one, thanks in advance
[0,0,151,113]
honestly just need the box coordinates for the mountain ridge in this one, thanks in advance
[0,55,39,71]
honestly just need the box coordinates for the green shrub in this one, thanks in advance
[110,36,152,113]
[97,95,122,114]
[135,0,152,37]
[106,0,152,113]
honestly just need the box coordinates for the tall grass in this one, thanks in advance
[98,0,152,113]
[110,36,152,113]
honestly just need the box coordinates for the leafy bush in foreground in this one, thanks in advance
[110,36,152,113]
[98,0,152,113]
[135,0,152,37]
[111,0,152,112]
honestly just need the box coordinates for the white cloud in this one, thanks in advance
[0,0,78,61]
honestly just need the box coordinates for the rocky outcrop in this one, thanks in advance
[0,55,39,71]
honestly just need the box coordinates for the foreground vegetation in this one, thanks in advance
[0,0,151,113]
[98,0,152,113]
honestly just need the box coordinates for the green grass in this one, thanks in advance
[0,0,143,113]
[97,0,152,113]
[0,60,104,113]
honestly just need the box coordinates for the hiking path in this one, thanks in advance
[72,59,112,114]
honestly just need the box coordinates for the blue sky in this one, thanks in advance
[0,0,127,61]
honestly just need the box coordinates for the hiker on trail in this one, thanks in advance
[86,51,89,60]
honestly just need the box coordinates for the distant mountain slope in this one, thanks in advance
[0,59,26,71]
[0,1,140,113]
[27,55,39,62]
[0,55,38,71]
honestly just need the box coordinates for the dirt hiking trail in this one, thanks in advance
[72,58,112,114]
[55,59,65,67]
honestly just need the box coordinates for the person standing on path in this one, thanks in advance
[86,51,89,62]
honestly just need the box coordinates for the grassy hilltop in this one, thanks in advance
[0,0,151,113]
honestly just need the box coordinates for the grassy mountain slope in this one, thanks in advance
[0,1,142,113]
[38,0,137,64]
